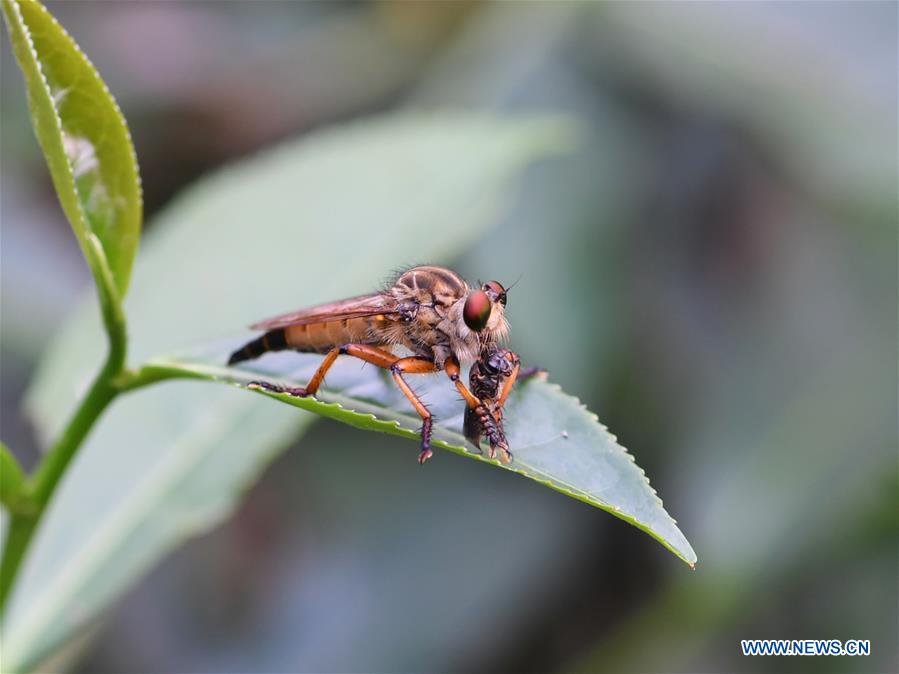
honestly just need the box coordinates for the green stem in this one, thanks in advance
[0,247,128,615]
[0,362,196,614]
[0,516,34,612]
[30,366,118,506]
[0,442,28,514]
[0,361,118,613]
[1,251,232,616]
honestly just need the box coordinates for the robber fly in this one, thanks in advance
[229,265,512,464]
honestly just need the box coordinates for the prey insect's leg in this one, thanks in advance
[518,365,544,381]
[473,406,511,463]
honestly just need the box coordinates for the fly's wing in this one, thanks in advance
[249,292,398,330]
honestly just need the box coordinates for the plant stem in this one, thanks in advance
[0,361,117,612]
[0,258,228,615]
[31,369,118,507]
[0,442,28,514]
[0,361,197,614]
[0,252,128,616]
[0,516,34,613]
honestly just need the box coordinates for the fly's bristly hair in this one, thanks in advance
[380,262,431,295]
[380,265,410,295]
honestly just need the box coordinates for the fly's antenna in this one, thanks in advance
[505,274,523,294]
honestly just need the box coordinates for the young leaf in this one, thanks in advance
[147,347,698,567]
[10,113,573,672]
[1,0,142,298]
[0,443,29,515]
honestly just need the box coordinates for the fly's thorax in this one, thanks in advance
[387,266,469,361]
[393,266,468,305]
[391,269,467,324]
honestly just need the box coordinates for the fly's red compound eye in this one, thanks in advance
[483,280,507,306]
[463,289,492,332]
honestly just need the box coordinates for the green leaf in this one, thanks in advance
[0,443,29,515]
[9,113,573,672]
[150,347,698,567]
[1,0,142,298]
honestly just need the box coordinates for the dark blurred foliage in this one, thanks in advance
[1,2,896,673]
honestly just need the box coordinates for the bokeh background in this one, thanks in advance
[2,2,896,673]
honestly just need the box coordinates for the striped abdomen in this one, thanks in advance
[228,315,388,365]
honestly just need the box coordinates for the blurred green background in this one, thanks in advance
[1,2,896,673]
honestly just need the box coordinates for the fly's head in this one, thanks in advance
[450,279,510,356]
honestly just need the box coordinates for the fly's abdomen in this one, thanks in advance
[227,328,289,365]
[228,315,389,364]
[284,315,382,353]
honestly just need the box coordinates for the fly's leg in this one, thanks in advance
[486,353,518,464]
[387,357,440,464]
[248,381,310,397]
[494,355,521,409]
[251,344,440,464]
[443,356,482,409]
[247,344,347,397]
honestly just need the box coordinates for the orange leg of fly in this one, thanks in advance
[495,358,521,410]
[443,356,482,409]
[248,344,486,464]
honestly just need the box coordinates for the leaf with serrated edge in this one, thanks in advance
[155,345,697,567]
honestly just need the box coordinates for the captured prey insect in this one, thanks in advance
[228,265,514,464]
[464,345,521,464]
[463,345,544,464]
